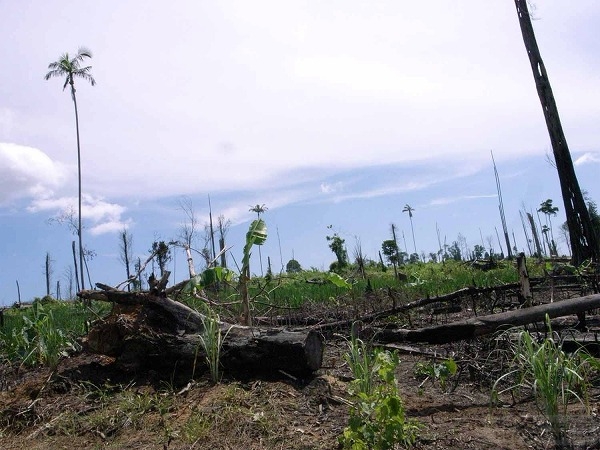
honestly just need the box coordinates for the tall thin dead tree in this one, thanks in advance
[119,228,133,292]
[208,195,217,263]
[514,0,599,265]
[71,241,80,292]
[217,214,231,269]
[527,212,543,258]
[519,212,530,256]
[178,197,199,277]
[492,151,513,258]
[45,252,53,297]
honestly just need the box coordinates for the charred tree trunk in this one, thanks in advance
[367,293,600,345]
[517,253,532,306]
[79,288,324,377]
[515,0,600,265]
[527,213,543,258]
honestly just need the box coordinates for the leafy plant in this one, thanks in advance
[344,331,377,396]
[491,315,596,446]
[414,358,458,391]
[195,309,230,383]
[324,272,352,290]
[0,303,80,369]
[341,334,420,449]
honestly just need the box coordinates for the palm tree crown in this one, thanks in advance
[44,48,96,97]
[402,204,417,254]
[249,204,268,218]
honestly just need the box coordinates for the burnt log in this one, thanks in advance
[366,293,600,345]
[80,289,324,377]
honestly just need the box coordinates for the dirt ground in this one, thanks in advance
[1,287,600,449]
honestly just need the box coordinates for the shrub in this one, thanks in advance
[340,335,420,449]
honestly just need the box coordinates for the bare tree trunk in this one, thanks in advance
[72,90,86,291]
[16,280,21,306]
[208,194,217,263]
[72,241,80,293]
[119,229,133,292]
[45,252,51,297]
[492,151,513,258]
[527,213,543,257]
[391,224,400,280]
[517,253,532,306]
[514,0,600,265]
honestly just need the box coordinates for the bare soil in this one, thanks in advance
[1,286,600,449]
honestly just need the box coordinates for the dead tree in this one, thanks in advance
[514,0,600,265]
[366,293,600,345]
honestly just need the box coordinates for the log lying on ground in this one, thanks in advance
[79,289,324,377]
[365,293,600,345]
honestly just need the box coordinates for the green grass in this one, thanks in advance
[174,259,535,321]
[0,300,111,368]
[0,259,535,368]
[491,316,599,446]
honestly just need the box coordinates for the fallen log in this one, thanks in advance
[366,293,600,345]
[79,289,324,377]
[311,281,545,333]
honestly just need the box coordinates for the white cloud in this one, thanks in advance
[89,219,131,236]
[320,181,344,194]
[0,142,68,204]
[429,194,497,207]
[574,152,600,166]
[28,193,129,236]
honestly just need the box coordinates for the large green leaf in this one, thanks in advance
[324,272,351,289]
[183,267,234,292]
[246,219,267,246]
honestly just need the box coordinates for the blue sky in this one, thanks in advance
[1,1,599,305]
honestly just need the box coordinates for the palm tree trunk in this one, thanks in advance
[410,217,417,254]
[72,88,86,291]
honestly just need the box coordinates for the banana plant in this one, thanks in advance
[183,219,267,326]
[240,219,267,325]
[184,266,234,293]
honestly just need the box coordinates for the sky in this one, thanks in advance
[1,1,599,305]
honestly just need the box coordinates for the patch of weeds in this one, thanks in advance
[182,411,212,442]
[195,307,230,383]
[414,358,458,392]
[340,333,421,449]
[183,383,282,446]
[491,315,599,447]
[0,303,80,369]
[117,390,170,429]
[47,387,173,439]
[79,380,117,407]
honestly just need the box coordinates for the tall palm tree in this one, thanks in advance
[402,204,417,255]
[45,48,95,291]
